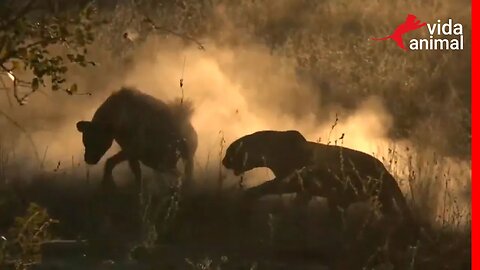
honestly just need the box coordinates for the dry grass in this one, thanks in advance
[0,138,470,269]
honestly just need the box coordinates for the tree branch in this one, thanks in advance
[143,16,205,50]
[0,64,35,105]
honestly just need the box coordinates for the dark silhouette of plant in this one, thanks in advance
[0,202,58,269]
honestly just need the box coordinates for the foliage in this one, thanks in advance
[0,202,58,269]
[0,1,100,105]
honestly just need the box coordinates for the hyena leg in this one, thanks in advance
[292,175,322,208]
[378,189,396,218]
[128,159,142,188]
[246,173,314,206]
[327,197,348,227]
[103,151,127,189]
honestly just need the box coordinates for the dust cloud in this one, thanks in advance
[0,39,391,172]
[0,27,470,218]
[116,40,400,187]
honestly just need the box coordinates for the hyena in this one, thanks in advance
[76,87,198,191]
[222,130,416,227]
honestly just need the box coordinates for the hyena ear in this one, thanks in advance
[284,130,307,145]
[235,141,244,154]
[76,121,91,133]
[284,130,309,161]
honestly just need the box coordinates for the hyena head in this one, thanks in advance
[76,121,114,164]
[222,139,259,176]
[222,130,308,176]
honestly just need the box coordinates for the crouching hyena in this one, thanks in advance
[76,87,198,192]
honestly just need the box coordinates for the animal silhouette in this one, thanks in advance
[76,87,197,191]
[371,14,426,50]
[222,130,416,227]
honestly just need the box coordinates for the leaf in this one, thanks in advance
[31,78,39,91]
[75,54,85,62]
[66,54,75,62]
[69,83,78,94]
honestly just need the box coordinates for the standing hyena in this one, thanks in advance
[76,87,198,192]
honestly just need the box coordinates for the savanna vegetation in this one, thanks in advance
[0,0,471,269]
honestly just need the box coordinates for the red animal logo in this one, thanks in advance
[371,14,426,50]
